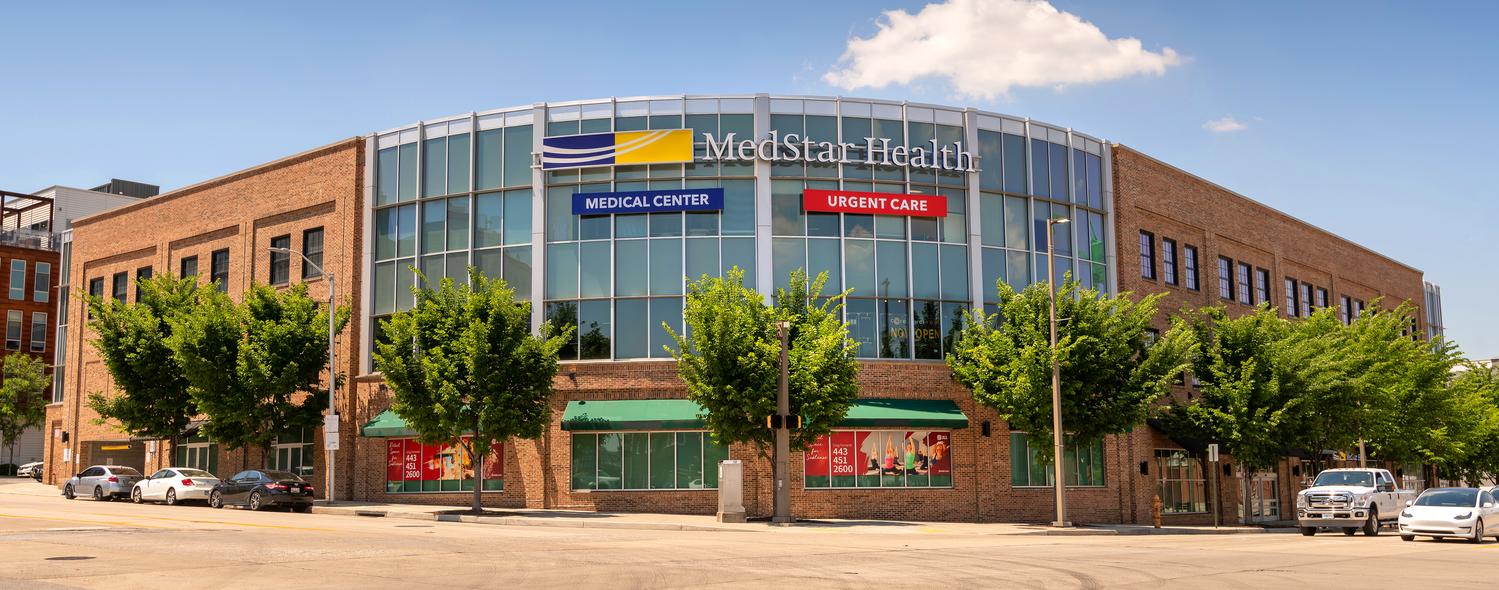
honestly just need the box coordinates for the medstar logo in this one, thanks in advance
[701,131,977,172]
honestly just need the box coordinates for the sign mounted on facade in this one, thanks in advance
[803,189,946,217]
[542,129,695,170]
[573,188,725,216]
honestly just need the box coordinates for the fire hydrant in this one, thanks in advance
[1152,494,1163,529]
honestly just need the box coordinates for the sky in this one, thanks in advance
[2,0,1495,356]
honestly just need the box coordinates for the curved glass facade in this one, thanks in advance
[366,95,1113,366]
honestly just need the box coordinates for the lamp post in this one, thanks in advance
[772,319,793,524]
[269,247,337,505]
[1045,216,1071,527]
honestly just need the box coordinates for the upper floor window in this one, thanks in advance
[1139,231,1156,280]
[111,271,128,303]
[4,310,19,350]
[302,227,324,279]
[1301,283,1313,317]
[1183,246,1199,291]
[211,249,230,293]
[1217,257,1233,300]
[1316,287,1329,311]
[87,277,104,318]
[1284,278,1298,317]
[1161,238,1178,286]
[269,235,290,285]
[180,255,198,279]
[30,312,46,352]
[1255,268,1270,305]
[8,260,25,300]
[1341,295,1354,325]
[1236,263,1252,304]
[135,266,152,302]
[34,262,50,303]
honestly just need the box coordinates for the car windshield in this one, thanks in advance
[264,470,303,482]
[177,469,215,478]
[1312,471,1373,487]
[1415,489,1478,507]
[110,467,143,476]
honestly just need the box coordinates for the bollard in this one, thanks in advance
[1152,494,1163,529]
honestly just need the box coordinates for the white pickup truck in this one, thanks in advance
[1297,468,1418,536]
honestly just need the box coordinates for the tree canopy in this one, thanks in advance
[0,353,49,460]
[947,278,1194,460]
[373,270,570,512]
[669,268,860,455]
[85,275,200,439]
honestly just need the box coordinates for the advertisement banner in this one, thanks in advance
[804,429,953,488]
[803,189,947,217]
[481,440,505,479]
[386,440,403,482]
[804,436,830,478]
[572,187,724,216]
[927,432,951,477]
[830,431,857,478]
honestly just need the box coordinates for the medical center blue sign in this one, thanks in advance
[572,187,724,216]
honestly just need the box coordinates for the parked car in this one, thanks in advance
[1296,468,1417,536]
[131,468,220,505]
[1398,487,1499,543]
[63,465,145,501]
[16,461,43,479]
[208,469,314,512]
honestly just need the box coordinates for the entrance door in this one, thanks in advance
[1246,471,1280,522]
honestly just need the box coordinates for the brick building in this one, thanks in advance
[0,190,60,470]
[48,94,1436,525]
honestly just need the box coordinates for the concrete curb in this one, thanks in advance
[314,505,755,533]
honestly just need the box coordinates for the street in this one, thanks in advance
[3,481,1499,588]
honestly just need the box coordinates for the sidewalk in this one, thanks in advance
[310,499,1292,536]
[0,478,61,497]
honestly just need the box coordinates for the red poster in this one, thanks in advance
[386,440,404,482]
[927,432,951,476]
[804,435,831,478]
[803,189,946,217]
[855,431,875,475]
[420,442,441,481]
[483,442,504,479]
[402,441,421,481]
[830,432,857,477]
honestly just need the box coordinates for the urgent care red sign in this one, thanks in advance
[803,189,947,217]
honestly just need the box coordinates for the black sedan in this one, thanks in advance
[208,469,315,512]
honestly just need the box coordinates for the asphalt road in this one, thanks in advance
[3,483,1498,589]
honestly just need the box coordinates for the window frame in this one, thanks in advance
[1010,432,1106,488]
[135,266,152,303]
[570,430,727,492]
[210,249,230,293]
[180,255,198,279]
[302,227,325,279]
[1255,268,1270,305]
[4,310,20,350]
[29,311,45,352]
[1160,238,1178,286]
[1182,245,1199,291]
[268,235,291,285]
[111,271,128,303]
[8,259,26,300]
[1138,231,1156,280]
[1236,262,1252,304]
[1217,256,1233,300]
[1155,449,1208,514]
[33,261,50,303]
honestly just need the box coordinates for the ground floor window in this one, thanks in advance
[175,436,217,475]
[804,430,953,489]
[270,428,315,477]
[1155,449,1207,513]
[570,431,727,491]
[1010,433,1105,487]
[385,437,504,493]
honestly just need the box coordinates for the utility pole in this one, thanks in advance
[772,320,792,524]
[269,247,337,504]
[1046,216,1071,528]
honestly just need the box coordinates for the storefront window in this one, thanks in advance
[385,436,503,493]
[803,430,952,489]
[270,428,315,477]
[570,431,727,491]
[1009,433,1105,487]
[175,433,217,475]
[1155,449,1207,513]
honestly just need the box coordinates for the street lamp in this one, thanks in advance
[269,247,338,505]
[772,319,793,524]
[1045,216,1071,528]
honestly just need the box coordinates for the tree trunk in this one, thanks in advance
[472,443,484,514]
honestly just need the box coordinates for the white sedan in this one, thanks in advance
[1398,487,1499,543]
[131,468,220,505]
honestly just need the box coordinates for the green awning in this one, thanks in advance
[559,398,969,431]
[361,409,418,437]
[839,399,969,429]
[561,399,707,431]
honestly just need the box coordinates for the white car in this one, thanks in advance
[131,467,220,505]
[16,461,42,478]
[1398,487,1499,543]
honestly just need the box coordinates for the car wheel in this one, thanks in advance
[1363,511,1380,536]
[1400,534,1415,542]
[131,487,143,503]
[93,486,105,501]
[1301,527,1317,536]
[1342,527,1357,536]
[209,490,223,509]
[293,505,311,514]
[166,488,177,506]
[1472,520,1486,544]
[63,484,74,500]
[248,491,263,511]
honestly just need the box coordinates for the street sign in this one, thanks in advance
[1208,443,1219,462]
[325,437,340,451]
[324,413,340,435]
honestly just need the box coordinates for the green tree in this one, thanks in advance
[668,268,861,455]
[373,270,570,513]
[1444,363,1499,484]
[169,282,348,455]
[85,275,200,439]
[948,278,1194,461]
[1357,305,1466,466]
[0,353,49,468]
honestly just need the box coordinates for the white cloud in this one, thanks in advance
[823,0,1183,100]
[1202,116,1248,133]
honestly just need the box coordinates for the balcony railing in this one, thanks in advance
[0,228,60,251]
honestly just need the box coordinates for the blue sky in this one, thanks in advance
[3,1,1494,356]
